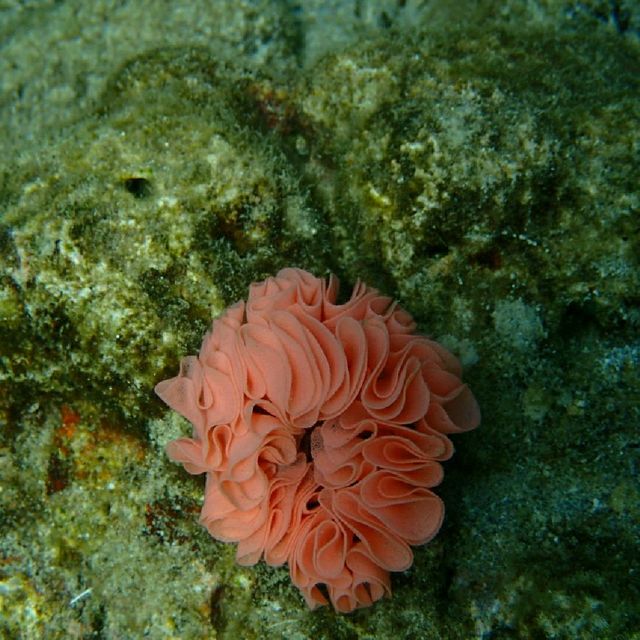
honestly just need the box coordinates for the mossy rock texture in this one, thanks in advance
[0,1,638,638]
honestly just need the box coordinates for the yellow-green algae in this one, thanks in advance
[1,1,639,638]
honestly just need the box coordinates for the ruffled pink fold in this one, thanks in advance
[235,454,309,566]
[155,267,480,613]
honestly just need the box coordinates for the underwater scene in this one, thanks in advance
[0,1,638,638]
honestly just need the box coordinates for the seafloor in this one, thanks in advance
[0,1,638,638]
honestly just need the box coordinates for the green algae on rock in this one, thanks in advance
[295,26,639,338]
[0,47,329,430]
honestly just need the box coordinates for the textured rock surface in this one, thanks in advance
[1,1,638,638]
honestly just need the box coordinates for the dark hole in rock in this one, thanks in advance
[123,177,152,199]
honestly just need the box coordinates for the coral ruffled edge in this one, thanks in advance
[156,268,480,612]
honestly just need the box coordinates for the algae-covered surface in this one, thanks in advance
[1,1,639,638]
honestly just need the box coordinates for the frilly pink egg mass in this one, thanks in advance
[155,268,480,612]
